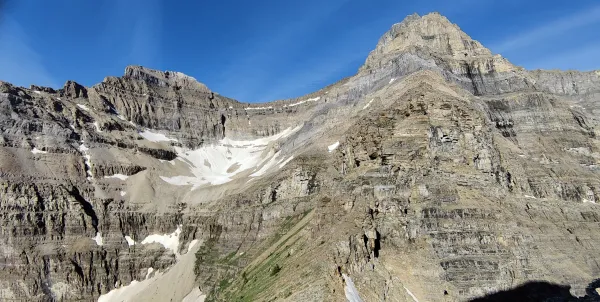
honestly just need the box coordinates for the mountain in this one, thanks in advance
[1,12,600,302]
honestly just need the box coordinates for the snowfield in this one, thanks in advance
[284,96,320,108]
[342,274,363,302]
[141,225,182,256]
[160,126,301,190]
[139,130,178,142]
[31,148,47,154]
[124,236,135,246]
[104,174,129,180]
[92,232,103,246]
[328,141,340,152]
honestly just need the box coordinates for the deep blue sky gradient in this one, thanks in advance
[1,0,599,102]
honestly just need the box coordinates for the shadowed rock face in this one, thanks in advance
[470,279,600,302]
[1,12,600,302]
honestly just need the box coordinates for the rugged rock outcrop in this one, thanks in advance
[0,11,599,302]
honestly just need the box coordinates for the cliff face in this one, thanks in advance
[1,12,600,302]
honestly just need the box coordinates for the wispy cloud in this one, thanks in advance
[491,5,600,54]
[0,16,57,88]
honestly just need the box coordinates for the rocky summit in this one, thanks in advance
[1,12,600,302]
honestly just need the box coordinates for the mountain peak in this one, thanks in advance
[363,12,495,69]
[122,65,210,92]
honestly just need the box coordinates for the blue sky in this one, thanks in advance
[1,0,599,102]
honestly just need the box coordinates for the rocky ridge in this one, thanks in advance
[0,12,599,302]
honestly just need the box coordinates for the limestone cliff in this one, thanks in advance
[0,12,599,302]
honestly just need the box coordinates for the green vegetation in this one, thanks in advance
[203,209,313,302]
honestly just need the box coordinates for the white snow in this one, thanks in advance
[389,78,396,84]
[284,96,321,108]
[141,225,182,256]
[278,156,294,169]
[182,287,206,302]
[249,150,282,177]
[145,267,155,280]
[77,104,89,111]
[94,122,102,133]
[342,274,363,302]
[245,106,273,110]
[97,272,164,302]
[160,126,301,189]
[33,90,41,94]
[104,174,129,181]
[120,191,127,196]
[79,144,93,180]
[93,232,103,246]
[187,239,199,253]
[31,148,47,154]
[524,195,537,199]
[139,130,178,142]
[125,236,135,246]
[363,99,374,110]
[328,141,340,152]
[583,199,596,204]
[404,286,419,302]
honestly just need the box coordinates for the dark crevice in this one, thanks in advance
[67,186,99,233]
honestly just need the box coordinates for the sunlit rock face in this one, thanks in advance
[1,12,600,302]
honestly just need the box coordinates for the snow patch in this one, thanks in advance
[33,90,41,94]
[98,271,164,302]
[145,267,155,280]
[524,195,537,199]
[583,199,596,204]
[125,236,135,246]
[342,274,363,302]
[79,144,93,180]
[161,126,301,189]
[93,232,103,246]
[284,96,321,108]
[363,99,374,110]
[250,151,282,177]
[77,104,89,111]
[404,286,419,302]
[389,78,396,84]
[187,239,199,253]
[31,148,47,154]
[245,106,273,110]
[328,141,340,152]
[182,287,206,302]
[139,130,178,142]
[94,122,102,133]
[120,191,127,197]
[141,225,182,256]
[279,156,294,169]
[104,174,129,181]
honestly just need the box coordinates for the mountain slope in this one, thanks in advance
[0,12,599,302]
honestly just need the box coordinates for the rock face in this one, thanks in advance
[1,12,600,302]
